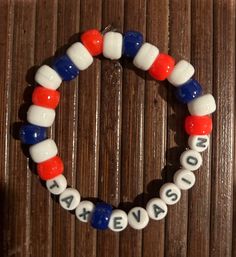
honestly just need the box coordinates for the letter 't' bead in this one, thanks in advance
[188,135,210,152]
[75,200,95,223]
[180,149,202,171]
[108,209,128,232]
[128,207,149,230]
[146,198,168,220]
[59,188,81,210]
[159,183,181,205]
[173,169,196,190]
[46,174,67,195]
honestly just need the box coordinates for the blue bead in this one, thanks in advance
[90,203,112,230]
[175,79,203,104]
[52,55,79,81]
[19,124,47,145]
[123,31,143,58]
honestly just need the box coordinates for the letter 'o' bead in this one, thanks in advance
[185,115,212,135]
[90,203,113,230]
[146,198,168,220]
[103,32,123,60]
[188,94,216,116]
[27,105,55,127]
[35,65,62,90]
[75,200,95,223]
[81,29,103,56]
[46,174,67,195]
[37,155,64,180]
[167,60,195,86]
[59,188,81,210]
[123,31,143,58]
[66,42,93,71]
[128,207,149,230]
[19,124,47,145]
[180,149,202,171]
[108,209,128,232]
[159,183,181,205]
[173,169,196,190]
[29,139,58,163]
[188,135,209,152]
[133,43,159,71]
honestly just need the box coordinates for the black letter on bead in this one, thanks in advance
[132,210,141,222]
[153,204,165,218]
[166,189,178,201]
[196,137,208,148]
[49,180,59,189]
[114,217,123,229]
[79,208,91,221]
[61,195,74,209]
[181,177,192,185]
[186,156,198,166]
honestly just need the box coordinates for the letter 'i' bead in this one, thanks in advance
[173,169,196,190]
[108,209,128,232]
[19,124,47,145]
[180,149,202,171]
[146,198,168,220]
[103,31,123,60]
[123,31,143,58]
[185,115,212,135]
[46,174,67,195]
[188,135,209,152]
[75,200,95,223]
[59,188,81,210]
[128,207,149,230]
[81,29,103,56]
[159,183,181,205]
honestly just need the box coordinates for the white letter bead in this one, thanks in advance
[66,42,93,70]
[46,174,67,195]
[173,169,196,190]
[103,32,123,60]
[133,43,159,71]
[29,139,58,163]
[75,200,95,223]
[108,209,128,232]
[35,65,62,90]
[146,198,168,220]
[187,94,216,116]
[167,60,195,86]
[128,207,149,230]
[59,188,81,210]
[180,149,202,171]
[188,135,209,152]
[27,105,55,127]
[159,183,181,205]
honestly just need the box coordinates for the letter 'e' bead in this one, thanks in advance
[159,183,181,205]
[108,209,128,232]
[180,149,202,171]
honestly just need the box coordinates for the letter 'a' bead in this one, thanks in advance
[180,149,202,171]
[185,115,212,135]
[188,94,216,116]
[46,174,67,195]
[123,31,143,58]
[103,32,123,60]
[75,200,95,223]
[188,135,209,152]
[90,203,113,230]
[59,188,81,210]
[35,65,62,90]
[146,198,168,220]
[167,60,195,86]
[19,124,47,145]
[108,209,128,232]
[128,207,149,230]
[81,29,103,56]
[29,139,58,163]
[133,43,159,71]
[159,183,181,205]
[173,169,196,190]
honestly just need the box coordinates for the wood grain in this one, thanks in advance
[0,0,235,257]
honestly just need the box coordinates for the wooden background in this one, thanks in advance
[0,0,235,256]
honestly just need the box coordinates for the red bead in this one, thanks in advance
[81,29,103,56]
[185,115,212,135]
[148,53,175,81]
[32,86,60,109]
[37,156,64,180]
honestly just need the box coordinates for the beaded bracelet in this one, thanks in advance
[19,27,216,232]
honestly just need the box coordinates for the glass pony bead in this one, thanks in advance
[123,31,143,58]
[19,124,47,145]
[185,115,212,135]
[81,29,103,56]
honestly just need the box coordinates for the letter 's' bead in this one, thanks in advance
[35,65,62,90]
[123,31,143,58]
[175,79,202,104]
[52,55,79,81]
[46,174,67,195]
[81,29,103,56]
[185,115,212,135]
[37,155,64,180]
[159,183,181,205]
[103,31,123,60]
[19,124,47,145]
[133,42,159,70]
[108,209,128,232]
[167,60,195,86]
[188,94,216,116]
[32,86,60,109]
[90,202,113,230]
[148,53,175,81]
[180,149,202,171]
[128,207,149,230]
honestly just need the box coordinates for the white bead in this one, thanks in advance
[159,183,181,205]
[27,105,55,127]
[187,94,216,116]
[146,198,168,220]
[180,149,202,171]
[133,43,159,71]
[128,207,149,230]
[46,174,67,195]
[173,169,196,190]
[59,188,81,210]
[29,139,58,163]
[35,65,62,90]
[108,209,128,232]
[167,60,195,86]
[188,135,210,152]
[75,200,95,223]
[66,42,93,70]
[103,32,123,60]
